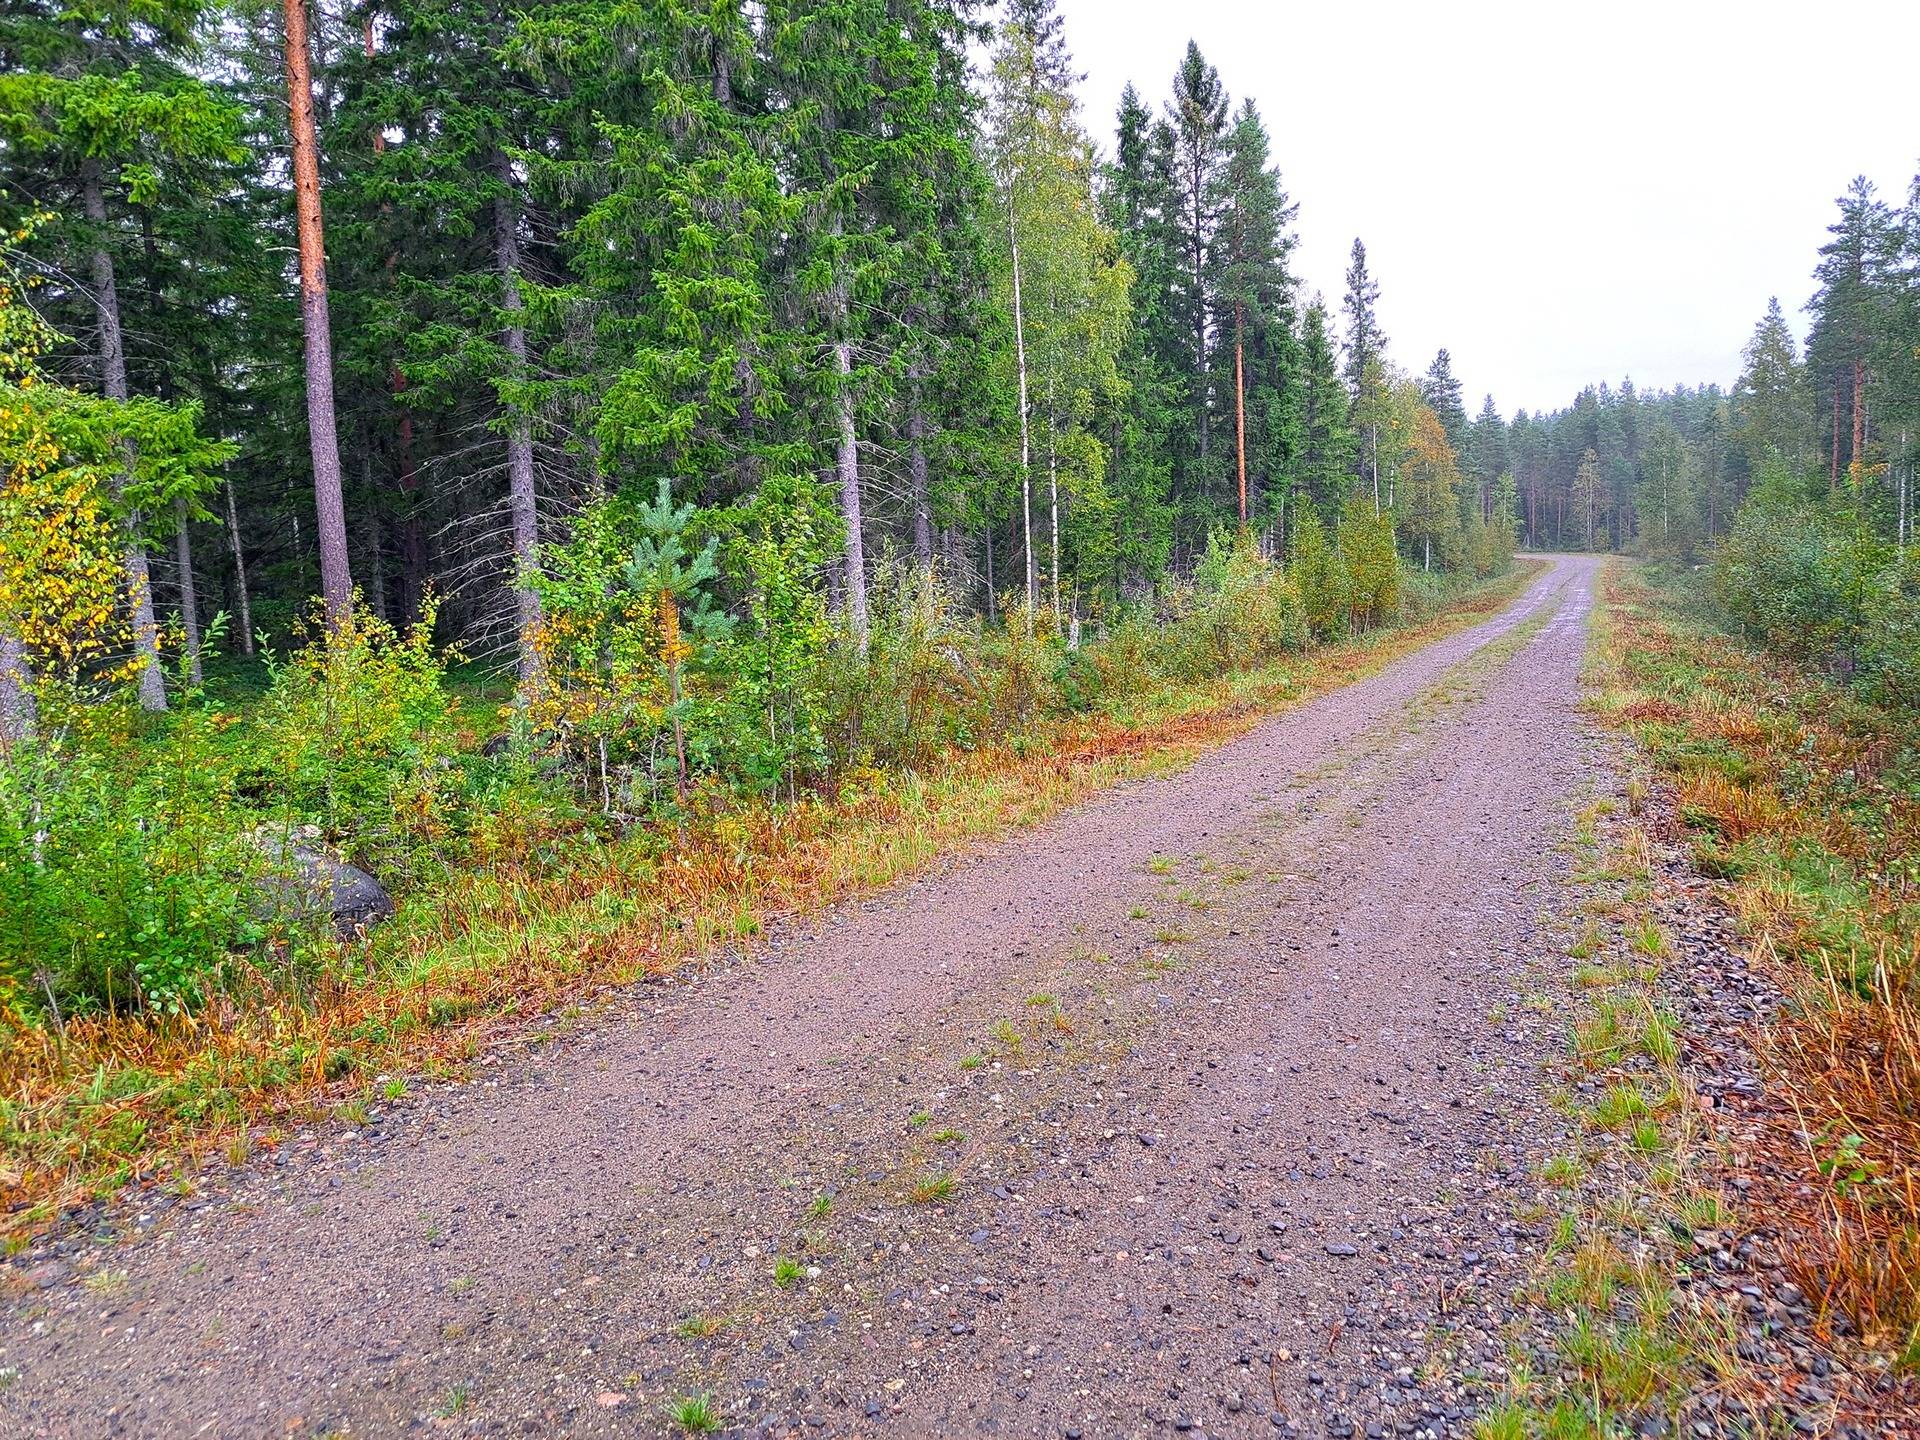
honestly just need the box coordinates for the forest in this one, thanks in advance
[0,0,1915,1062]
[0,0,1526,1026]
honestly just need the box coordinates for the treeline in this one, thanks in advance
[1516,173,1919,706]
[1,0,1513,713]
[2,0,1528,1022]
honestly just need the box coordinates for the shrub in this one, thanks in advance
[0,683,256,1019]
[251,599,464,884]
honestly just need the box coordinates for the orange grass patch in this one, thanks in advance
[1598,561,1920,1368]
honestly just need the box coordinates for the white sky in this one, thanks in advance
[1051,0,1920,417]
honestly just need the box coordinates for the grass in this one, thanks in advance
[771,1256,804,1289]
[674,1313,727,1339]
[907,1171,955,1204]
[0,566,1539,1238]
[1594,561,1920,1357]
[666,1392,721,1434]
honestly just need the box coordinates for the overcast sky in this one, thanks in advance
[1048,0,1920,417]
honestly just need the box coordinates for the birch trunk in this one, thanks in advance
[0,632,32,746]
[283,0,353,624]
[173,498,203,684]
[83,163,167,711]
[1009,211,1034,613]
[1048,400,1060,626]
[223,478,255,655]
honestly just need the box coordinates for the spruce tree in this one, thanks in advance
[1420,348,1469,457]
[1296,298,1355,520]
[1340,238,1386,393]
[1163,40,1228,536]
[1214,99,1299,529]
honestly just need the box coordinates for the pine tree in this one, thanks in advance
[1466,394,1507,521]
[275,0,354,624]
[1807,177,1896,489]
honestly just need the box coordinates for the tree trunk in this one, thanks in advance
[1192,179,1208,467]
[1047,396,1060,625]
[83,163,167,712]
[359,477,388,622]
[223,479,255,655]
[1850,358,1864,481]
[833,321,867,651]
[1831,382,1842,492]
[0,631,33,747]
[283,0,353,624]
[1009,212,1034,612]
[493,159,544,686]
[173,498,203,684]
[908,358,932,571]
[1234,304,1247,526]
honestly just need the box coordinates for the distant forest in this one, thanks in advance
[1512,172,1918,560]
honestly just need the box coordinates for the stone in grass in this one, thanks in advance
[250,824,394,938]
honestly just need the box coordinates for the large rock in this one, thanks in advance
[250,824,395,938]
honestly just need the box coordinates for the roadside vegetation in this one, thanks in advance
[0,468,1524,1235]
[1598,561,1918,1359]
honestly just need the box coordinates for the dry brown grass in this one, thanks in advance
[1599,562,1920,1369]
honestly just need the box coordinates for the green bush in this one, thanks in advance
[251,600,465,885]
[0,688,257,1019]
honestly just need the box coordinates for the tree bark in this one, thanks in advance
[83,163,167,711]
[493,159,544,685]
[1850,358,1864,481]
[833,322,867,652]
[1234,304,1247,526]
[0,631,33,747]
[283,0,353,625]
[907,357,932,570]
[1009,211,1034,612]
[223,478,255,655]
[1831,382,1841,492]
[173,498,203,684]
[1048,395,1060,625]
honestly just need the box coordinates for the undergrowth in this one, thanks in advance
[0,565,1537,1237]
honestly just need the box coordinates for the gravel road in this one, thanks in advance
[2,556,1609,1439]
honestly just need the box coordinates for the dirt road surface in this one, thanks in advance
[3,556,1609,1439]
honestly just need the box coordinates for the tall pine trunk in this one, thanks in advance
[83,163,167,712]
[492,160,543,686]
[283,0,353,624]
